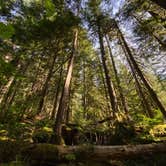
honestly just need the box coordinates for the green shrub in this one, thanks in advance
[64,153,76,161]
[150,124,166,137]
[32,127,53,143]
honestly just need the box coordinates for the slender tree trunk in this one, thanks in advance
[120,39,153,117]
[65,87,71,124]
[97,24,118,117]
[0,76,15,104]
[51,66,64,120]
[0,55,21,105]
[97,55,112,117]
[105,35,130,118]
[19,59,43,120]
[0,57,32,118]
[82,60,87,117]
[53,29,78,144]
[115,22,166,118]
[36,52,57,115]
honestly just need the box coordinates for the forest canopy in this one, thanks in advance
[0,1,166,164]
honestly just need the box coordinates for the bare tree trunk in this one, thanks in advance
[0,76,15,104]
[23,143,166,163]
[115,22,166,118]
[65,86,72,124]
[121,40,154,118]
[97,55,112,117]
[82,60,87,118]
[51,66,64,120]
[105,35,130,119]
[97,24,118,117]
[53,29,78,144]
[36,52,58,115]
[0,57,32,118]
[0,55,20,105]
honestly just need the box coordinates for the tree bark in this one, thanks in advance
[51,66,64,120]
[0,56,32,118]
[105,35,129,118]
[53,29,78,144]
[97,55,112,118]
[97,24,118,117]
[36,52,57,115]
[118,36,154,118]
[22,143,166,162]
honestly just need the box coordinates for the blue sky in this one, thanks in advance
[111,0,125,15]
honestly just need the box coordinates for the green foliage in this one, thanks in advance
[0,23,15,39]
[0,117,34,141]
[34,118,53,128]
[150,124,166,141]
[109,122,136,145]
[134,109,163,126]
[64,153,76,161]
[32,127,53,143]
[0,0,166,150]
[44,0,56,18]
[0,57,15,84]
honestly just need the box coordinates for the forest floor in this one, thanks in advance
[1,141,166,166]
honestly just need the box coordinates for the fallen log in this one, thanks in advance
[21,142,166,163]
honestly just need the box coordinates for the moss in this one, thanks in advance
[150,124,166,138]
[75,144,94,160]
[32,128,53,143]
[43,127,53,132]
[64,153,76,161]
[21,144,61,165]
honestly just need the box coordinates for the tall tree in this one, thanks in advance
[105,35,130,118]
[114,21,166,118]
[53,0,81,143]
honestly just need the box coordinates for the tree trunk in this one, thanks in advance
[37,52,57,115]
[115,22,166,118]
[100,64,112,117]
[0,57,32,118]
[0,54,21,105]
[97,24,118,117]
[22,143,166,163]
[105,35,130,119]
[53,29,78,144]
[82,60,87,118]
[118,36,154,118]
[51,66,64,120]
[0,76,15,104]
[97,55,112,118]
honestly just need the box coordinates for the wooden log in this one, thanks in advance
[21,143,166,163]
